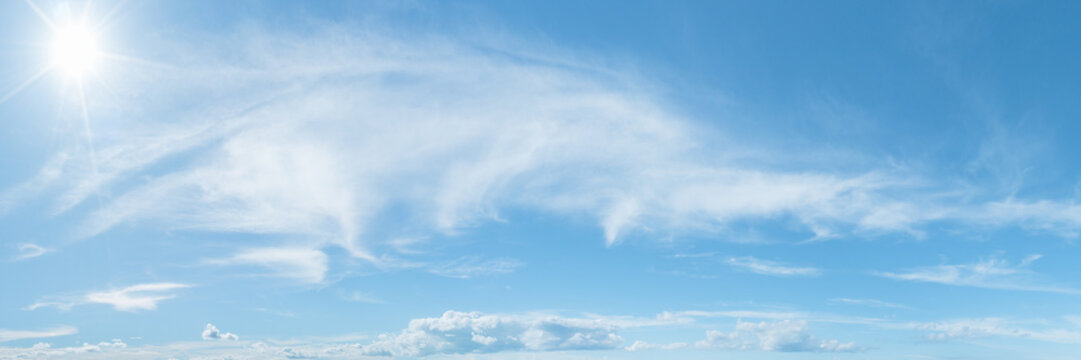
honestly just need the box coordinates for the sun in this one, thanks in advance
[51,23,100,77]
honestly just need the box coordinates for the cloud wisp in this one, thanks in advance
[4,23,1042,276]
[27,282,192,312]
[829,298,911,310]
[912,317,1081,343]
[726,256,822,277]
[627,320,859,353]
[12,243,52,261]
[0,326,77,343]
[877,254,1079,294]
[204,247,329,284]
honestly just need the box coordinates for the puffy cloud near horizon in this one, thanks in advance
[202,323,239,341]
[627,320,859,353]
[696,320,860,352]
[0,340,126,359]
[358,311,623,356]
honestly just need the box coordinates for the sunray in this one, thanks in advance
[0,66,53,105]
[24,0,57,32]
[81,0,94,23]
[94,0,127,31]
[76,79,100,177]
[86,72,120,104]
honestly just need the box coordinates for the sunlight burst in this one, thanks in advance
[51,24,99,76]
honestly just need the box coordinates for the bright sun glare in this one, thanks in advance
[52,24,99,76]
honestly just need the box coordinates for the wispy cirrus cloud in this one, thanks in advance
[3,18,1081,293]
[0,326,77,343]
[912,317,1081,343]
[726,256,821,277]
[12,243,52,261]
[425,256,522,279]
[829,298,911,310]
[204,247,329,284]
[28,282,192,312]
[628,320,860,353]
[877,254,1079,294]
[0,24,993,269]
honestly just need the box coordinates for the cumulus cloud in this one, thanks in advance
[357,311,622,356]
[28,282,191,312]
[695,320,859,352]
[0,327,77,343]
[877,254,1079,294]
[202,324,239,341]
[0,340,125,359]
[726,256,821,277]
[627,320,859,353]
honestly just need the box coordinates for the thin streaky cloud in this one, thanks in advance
[0,326,77,342]
[13,243,52,260]
[911,317,1081,344]
[877,254,1080,294]
[28,282,192,312]
[726,256,822,277]
[829,298,911,310]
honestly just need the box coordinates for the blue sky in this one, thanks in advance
[2,0,1081,359]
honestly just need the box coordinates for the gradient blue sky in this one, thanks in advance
[3,1,1081,359]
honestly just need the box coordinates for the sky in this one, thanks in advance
[2,0,1081,359]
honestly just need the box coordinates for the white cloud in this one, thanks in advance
[1,23,960,270]
[0,340,126,359]
[877,254,1079,294]
[696,320,860,352]
[3,16,1081,291]
[829,298,911,309]
[357,311,623,356]
[912,318,1081,343]
[0,327,77,343]
[625,340,689,351]
[726,256,821,277]
[202,324,239,341]
[654,309,876,325]
[425,257,522,279]
[12,243,52,261]
[339,290,384,304]
[977,200,1081,237]
[205,247,329,284]
[28,282,191,312]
